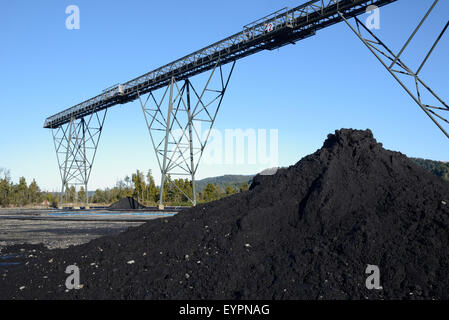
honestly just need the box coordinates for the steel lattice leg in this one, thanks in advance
[52,109,107,208]
[139,59,236,207]
[338,1,449,138]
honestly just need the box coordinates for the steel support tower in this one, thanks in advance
[51,109,107,207]
[43,0,447,207]
[339,0,449,138]
[138,59,235,206]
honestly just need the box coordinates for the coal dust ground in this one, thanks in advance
[1,129,448,300]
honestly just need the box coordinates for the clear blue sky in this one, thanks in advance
[1,0,448,192]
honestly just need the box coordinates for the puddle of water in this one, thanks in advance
[0,254,23,267]
[1,254,22,260]
[0,262,21,266]
[49,212,176,217]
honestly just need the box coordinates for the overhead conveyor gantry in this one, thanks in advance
[44,0,398,130]
[44,0,448,208]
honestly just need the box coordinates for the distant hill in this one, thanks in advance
[412,158,449,182]
[192,159,449,193]
[195,175,254,192]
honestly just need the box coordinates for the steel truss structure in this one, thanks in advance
[339,0,449,138]
[138,59,236,206]
[44,0,422,207]
[44,0,397,129]
[52,109,107,207]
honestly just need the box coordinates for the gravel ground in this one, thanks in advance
[0,209,175,250]
[0,219,144,249]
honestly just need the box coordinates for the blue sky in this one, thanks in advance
[0,0,448,192]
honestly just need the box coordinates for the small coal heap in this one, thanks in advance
[1,129,448,300]
[109,197,145,210]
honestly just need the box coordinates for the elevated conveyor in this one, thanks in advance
[44,0,397,129]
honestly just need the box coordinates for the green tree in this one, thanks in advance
[239,182,249,193]
[65,185,77,203]
[17,177,28,206]
[146,170,158,203]
[202,183,218,202]
[28,179,41,204]
[92,189,105,203]
[124,175,131,188]
[0,168,11,207]
[78,186,86,204]
[225,185,236,195]
[132,170,146,202]
[182,179,193,202]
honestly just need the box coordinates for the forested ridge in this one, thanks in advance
[0,168,249,207]
[411,158,449,182]
[88,170,250,206]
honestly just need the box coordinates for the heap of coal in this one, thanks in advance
[1,129,448,300]
[109,197,145,210]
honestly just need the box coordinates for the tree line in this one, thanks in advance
[0,168,56,207]
[0,167,250,208]
[89,169,250,206]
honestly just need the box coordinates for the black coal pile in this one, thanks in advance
[109,197,146,210]
[1,129,448,300]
